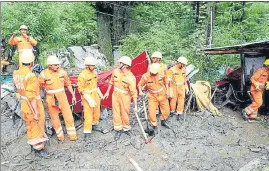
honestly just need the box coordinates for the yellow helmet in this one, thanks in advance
[19,25,28,30]
[47,55,60,65]
[151,51,162,59]
[149,63,160,74]
[119,56,132,66]
[84,57,97,65]
[177,56,188,65]
[264,59,269,66]
[20,51,35,63]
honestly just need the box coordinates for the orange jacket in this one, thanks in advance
[77,69,98,94]
[9,35,37,52]
[39,68,71,91]
[138,71,167,96]
[109,68,137,99]
[13,66,37,101]
[250,67,269,88]
[169,65,186,85]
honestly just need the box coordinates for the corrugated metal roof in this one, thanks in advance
[201,40,269,55]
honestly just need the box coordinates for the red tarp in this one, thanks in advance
[66,50,149,112]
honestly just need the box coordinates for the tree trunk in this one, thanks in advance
[0,2,2,58]
[95,2,134,66]
[195,2,199,24]
[96,2,113,66]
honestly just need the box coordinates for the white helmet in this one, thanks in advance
[20,51,35,63]
[151,51,162,59]
[84,57,97,65]
[177,56,188,65]
[47,55,61,65]
[119,56,132,66]
[19,25,28,30]
[149,63,160,74]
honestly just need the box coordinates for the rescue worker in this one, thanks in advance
[13,51,49,158]
[8,25,37,66]
[149,51,170,114]
[149,51,168,74]
[1,44,9,72]
[103,56,138,140]
[138,63,170,130]
[169,56,189,120]
[39,55,77,143]
[77,57,103,140]
[242,59,269,121]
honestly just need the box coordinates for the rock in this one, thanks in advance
[5,64,17,74]
[67,46,86,69]
[239,159,261,171]
[66,45,108,70]
[83,46,107,67]
[250,147,262,153]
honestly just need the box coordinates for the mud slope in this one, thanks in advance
[1,107,269,171]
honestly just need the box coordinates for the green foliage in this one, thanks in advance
[2,2,97,54]
[119,2,269,83]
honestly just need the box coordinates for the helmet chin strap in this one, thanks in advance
[120,64,127,69]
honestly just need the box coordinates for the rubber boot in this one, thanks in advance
[161,120,170,128]
[92,125,103,133]
[248,117,261,122]
[114,130,122,140]
[35,149,50,159]
[123,130,132,136]
[170,111,176,117]
[176,114,183,121]
[84,133,90,141]
[57,140,64,144]
[241,110,249,121]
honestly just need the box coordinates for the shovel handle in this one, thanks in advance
[142,99,148,120]
[134,110,149,144]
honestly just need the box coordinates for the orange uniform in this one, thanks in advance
[138,71,170,126]
[169,65,186,115]
[9,35,37,66]
[39,68,77,141]
[77,69,101,133]
[244,67,269,118]
[13,66,48,150]
[148,63,168,112]
[36,87,46,133]
[109,68,137,131]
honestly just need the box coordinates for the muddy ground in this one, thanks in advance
[1,100,269,171]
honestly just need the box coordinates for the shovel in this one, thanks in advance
[142,99,155,136]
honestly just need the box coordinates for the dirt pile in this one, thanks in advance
[1,102,269,171]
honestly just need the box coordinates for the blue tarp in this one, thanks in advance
[0,75,13,84]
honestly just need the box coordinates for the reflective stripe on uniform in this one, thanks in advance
[175,82,184,85]
[33,144,44,150]
[46,88,64,94]
[18,48,32,53]
[83,130,92,133]
[20,96,28,100]
[114,87,128,94]
[84,88,98,93]
[25,73,34,81]
[149,86,164,93]
[40,72,46,79]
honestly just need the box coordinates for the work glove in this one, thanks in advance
[83,94,97,107]
[254,82,260,90]
[266,82,269,90]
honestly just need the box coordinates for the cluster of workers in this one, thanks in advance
[8,25,269,159]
